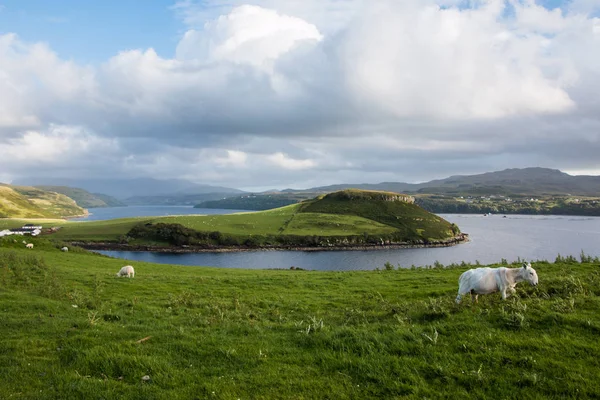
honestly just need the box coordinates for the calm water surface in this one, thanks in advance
[72,206,248,221]
[94,209,600,270]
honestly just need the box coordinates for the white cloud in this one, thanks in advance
[267,152,317,170]
[215,150,248,167]
[0,34,94,131]
[512,0,567,33]
[173,0,360,35]
[0,125,118,180]
[341,0,576,119]
[176,5,323,68]
[1,1,600,187]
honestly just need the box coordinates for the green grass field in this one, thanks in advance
[0,209,401,244]
[1,237,600,399]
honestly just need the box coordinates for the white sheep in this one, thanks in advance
[61,247,69,252]
[26,243,34,249]
[116,265,135,278]
[456,262,539,303]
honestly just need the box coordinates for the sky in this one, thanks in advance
[1,0,599,191]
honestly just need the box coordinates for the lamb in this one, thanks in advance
[61,247,69,252]
[116,265,135,278]
[26,243,34,249]
[455,262,538,304]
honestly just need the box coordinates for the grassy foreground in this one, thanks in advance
[1,239,600,399]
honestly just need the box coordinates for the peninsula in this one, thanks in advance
[46,190,467,252]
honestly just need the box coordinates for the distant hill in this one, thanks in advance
[15,177,245,200]
[196,168,600,212]
[0,184,87,218]
[309,168,600,196]
[34,186,125,208]
[92,193,127,207]
[125,193,243,206]
[196,193,310,210]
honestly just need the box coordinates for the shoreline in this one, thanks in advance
[72,233,469,253]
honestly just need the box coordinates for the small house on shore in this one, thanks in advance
[7,224,43,236]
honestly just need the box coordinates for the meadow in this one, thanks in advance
[0,209,396,244]
[1,236,600,399]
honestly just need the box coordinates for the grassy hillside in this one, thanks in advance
[0,185,52,218]
[0,185,86,218]
[46,206,398,243]
[9,185,87,218]
[1,240,599,398]
[299,190,458,241]
[37,190,459,247]
[35,186,126,208]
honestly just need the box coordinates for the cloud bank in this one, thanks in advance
[1,0,599,190]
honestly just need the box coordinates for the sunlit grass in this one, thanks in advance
[1,239,600,398]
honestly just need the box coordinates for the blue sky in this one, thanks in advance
[1,0,584,64]
[0,0,180,63]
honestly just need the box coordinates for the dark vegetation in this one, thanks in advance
[415,194,600,216]
[196,193,300,210]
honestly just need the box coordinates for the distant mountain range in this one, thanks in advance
[12,168,600,210]
[196,168,600,212]
[301,168,600,196]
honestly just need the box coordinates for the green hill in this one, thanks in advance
[35,186,125,208]
[0,184,87,219]
[45,190,462,249]
[298,190,459,242]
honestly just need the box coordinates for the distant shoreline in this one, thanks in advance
[72,233,469,253]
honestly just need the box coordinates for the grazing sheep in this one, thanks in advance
[61,247,69,252]
[455,262,538,304]
[22,240,27,244]
[26,243,34,249]
[116,265,135,278]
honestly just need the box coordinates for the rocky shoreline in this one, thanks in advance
[72,233,469,253]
